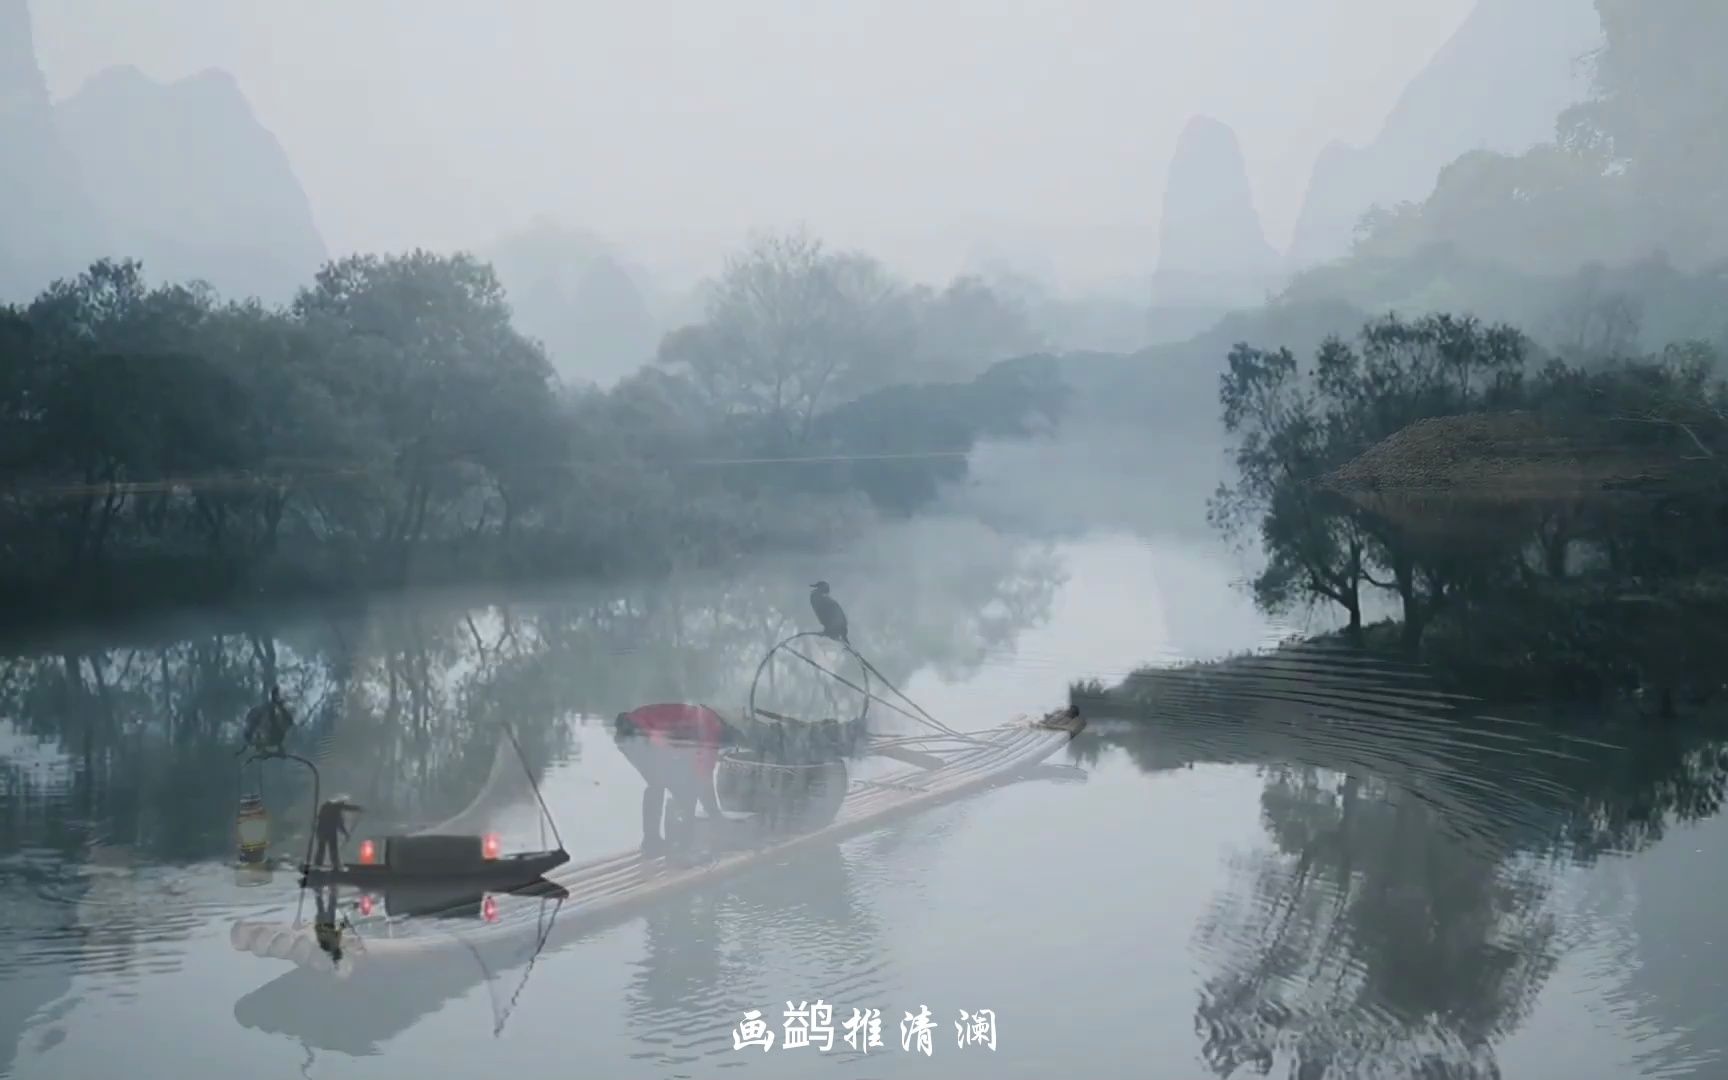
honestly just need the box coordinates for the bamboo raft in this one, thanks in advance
[230,708,1084,974]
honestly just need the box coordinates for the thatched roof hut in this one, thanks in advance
[1316,411,1697,545]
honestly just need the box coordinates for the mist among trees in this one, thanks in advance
[0,239,1063,627]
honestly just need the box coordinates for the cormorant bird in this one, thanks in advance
[809,581,849,643]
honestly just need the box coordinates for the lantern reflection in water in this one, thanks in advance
[483,896,499,923]
[236,794,269,864]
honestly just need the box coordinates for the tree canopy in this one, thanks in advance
[1212,309,1728,709]
[654,230,1047,451]
[0,246,1063,627]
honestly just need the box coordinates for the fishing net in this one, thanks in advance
[415,738,530,838]
[437,886,567,1037]
[411,720,563,853]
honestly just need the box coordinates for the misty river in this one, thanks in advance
[3,514,1726,1080]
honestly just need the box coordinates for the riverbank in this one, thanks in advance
[1068,626,1412,718]
[1070,610,1726,723]
[0,489,873,643]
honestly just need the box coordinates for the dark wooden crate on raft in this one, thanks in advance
[384,834,484,871]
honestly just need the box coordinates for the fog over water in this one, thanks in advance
[7,2,1728,1077]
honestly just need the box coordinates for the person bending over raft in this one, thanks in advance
[614,704,730,856]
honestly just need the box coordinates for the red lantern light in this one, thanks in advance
[483,833,501,860]
[482,896,499,923]
[359,839,377,865]
[358,894,374,916]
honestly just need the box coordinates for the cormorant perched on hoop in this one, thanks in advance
[809,581,849,643]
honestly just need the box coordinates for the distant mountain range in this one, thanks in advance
[56,65,327,303]
[8,0,1606,339]
[0,0,325,303]
[2,0,669,377]
[0,0,102,300]
[1148,0,1603,310]
[1287,0,1602,268]
[1149,115,1282,312]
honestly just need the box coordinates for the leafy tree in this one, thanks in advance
[1221,313,1728,707]
[292,251,558,560]
[0,240,1065,626]
[1210,342,1372,642]
[1212,314,1529,655]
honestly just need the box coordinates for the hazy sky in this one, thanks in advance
[32,0,1476,289]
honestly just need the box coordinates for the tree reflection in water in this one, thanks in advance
[1194,771,1558,1079]
[0,519,1061,866]
[624,838,885,1067]
[1085,642,1728,1079]
[0,524,1062,1075]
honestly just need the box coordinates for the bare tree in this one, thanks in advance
[654,230,914,444]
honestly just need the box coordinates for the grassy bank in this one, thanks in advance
[1072,601,1727,725]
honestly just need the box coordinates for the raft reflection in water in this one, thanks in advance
[233,877,571,1053]
[232,758,1086,1055]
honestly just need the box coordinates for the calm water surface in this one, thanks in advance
[2,517,1725,1079]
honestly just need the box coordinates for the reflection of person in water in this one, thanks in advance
[615,705,729,856]
[313,885,344,967]
[623,840,869,1069]
[636,890,723,1016]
